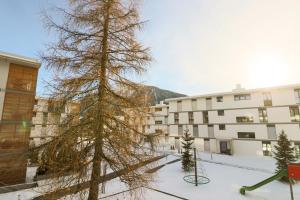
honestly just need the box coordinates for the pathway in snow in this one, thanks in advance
[199,158,273,174]
[152,147,274,174]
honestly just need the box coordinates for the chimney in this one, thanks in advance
[232,84,245,92]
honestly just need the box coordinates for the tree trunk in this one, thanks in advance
[87,1,111,200]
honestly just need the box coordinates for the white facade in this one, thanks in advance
[147,84,300,157]
[30,97,80,146]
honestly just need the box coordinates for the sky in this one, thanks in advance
[1,0,300,96]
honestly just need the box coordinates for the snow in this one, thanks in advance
[1,153,299,200]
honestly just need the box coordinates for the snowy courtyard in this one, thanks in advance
[1,152,300,200]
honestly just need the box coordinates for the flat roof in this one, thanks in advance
[0,51,41,68]
[165,83,300,102]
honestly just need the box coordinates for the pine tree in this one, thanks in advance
[274,130,296,182]
[181,128,194,172]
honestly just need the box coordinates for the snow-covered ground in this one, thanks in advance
[1,153,299,200]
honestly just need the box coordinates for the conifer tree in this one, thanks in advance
[274,130,296,182]
[32,0,154,199]
[181,128,194,172]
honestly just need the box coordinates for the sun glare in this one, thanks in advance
[248,55,289,88]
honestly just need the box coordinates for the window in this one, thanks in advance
[258,108,268,122]
[295,89,300,104]
[219,124,226,130]
[174,113,179,124]
[236,116,254,123]
[188,112,194,124]
[155,120,162,125]
[43,112,48,125]
[238,132,255,139]
[217,110,224,116]
[192,99,197,110]
[177,101,182,112]
[294,142,300,159]
[2,93,35,120]
[203,111,209,123]
[262,141,272,156]
[263,92,272,106]
[6,63,37,92]
[155,107,162,112]
[290,106,300,122]
[216,96,223,102]
[155,129,163,134]
[48,100,65,113]
[234,94,251,101]
[147,125,150,129]
[193,125,199,137]
[178,125,183,136]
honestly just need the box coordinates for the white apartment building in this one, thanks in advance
[30,97,80,146]
[148,84,300,157]
[145,102,169,144]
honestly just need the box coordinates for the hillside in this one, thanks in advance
[146,86,186,105]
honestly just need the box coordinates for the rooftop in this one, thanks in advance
[165,83,300,102]
[0,51,41,68]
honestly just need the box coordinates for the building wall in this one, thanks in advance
[0,60,9,120]
[30,98,80,146]
[232,140,263,156]
[0,57,40,185]
[149,84,300,157]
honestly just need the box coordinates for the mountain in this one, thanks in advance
[146,86,186,105]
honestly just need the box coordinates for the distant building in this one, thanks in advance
[145,102,169,144]
[148,84,300,157]
[0,52,40,185]
[30,97,80,146]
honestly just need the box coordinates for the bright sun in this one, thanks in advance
[248,55,289,88]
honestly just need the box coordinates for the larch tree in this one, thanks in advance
[35,0,155,199]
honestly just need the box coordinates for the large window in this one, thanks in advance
[2,93,35,121]
[262,92,272,106]
[178,125,183,136]
[191,99,197,110]
[262,141,272,156]
[203,111,209,123]
[295,142,300,159]
[238,132,255,139]
[188,112,194,124]
[219,124,226,130]
[155,107,162,112]
[234,94,251,101]
[258,108,268,122]
[174,113,179,124]
[6,64,37,92]
[155,120,162,125]
[295,89,300,104]
[177,101,182,112]
[216,96,223,102]
[217,110,224,116]
[193,125,199,137]
[236,116,254,123]
[155,129,163,134]
[290,106,300,122]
